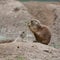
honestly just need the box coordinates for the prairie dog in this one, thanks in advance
[28,20,51,45]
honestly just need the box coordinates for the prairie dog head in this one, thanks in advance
[28,20,42,32]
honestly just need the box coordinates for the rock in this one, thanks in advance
[0,0,35,42]
[0,36,14,43]
[0,42,60,60]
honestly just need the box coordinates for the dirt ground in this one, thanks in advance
[0,42,60,60]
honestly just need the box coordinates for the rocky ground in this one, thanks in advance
[0,0,60,60]
[0,42,60,60]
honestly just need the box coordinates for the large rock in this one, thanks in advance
[0,42,60,60]
[0,0,35,42]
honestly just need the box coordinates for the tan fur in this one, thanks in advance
[28,20,51,45]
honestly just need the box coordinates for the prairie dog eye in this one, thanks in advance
[31,20,38,25]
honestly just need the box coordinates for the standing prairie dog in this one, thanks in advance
[28,20,51,45]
